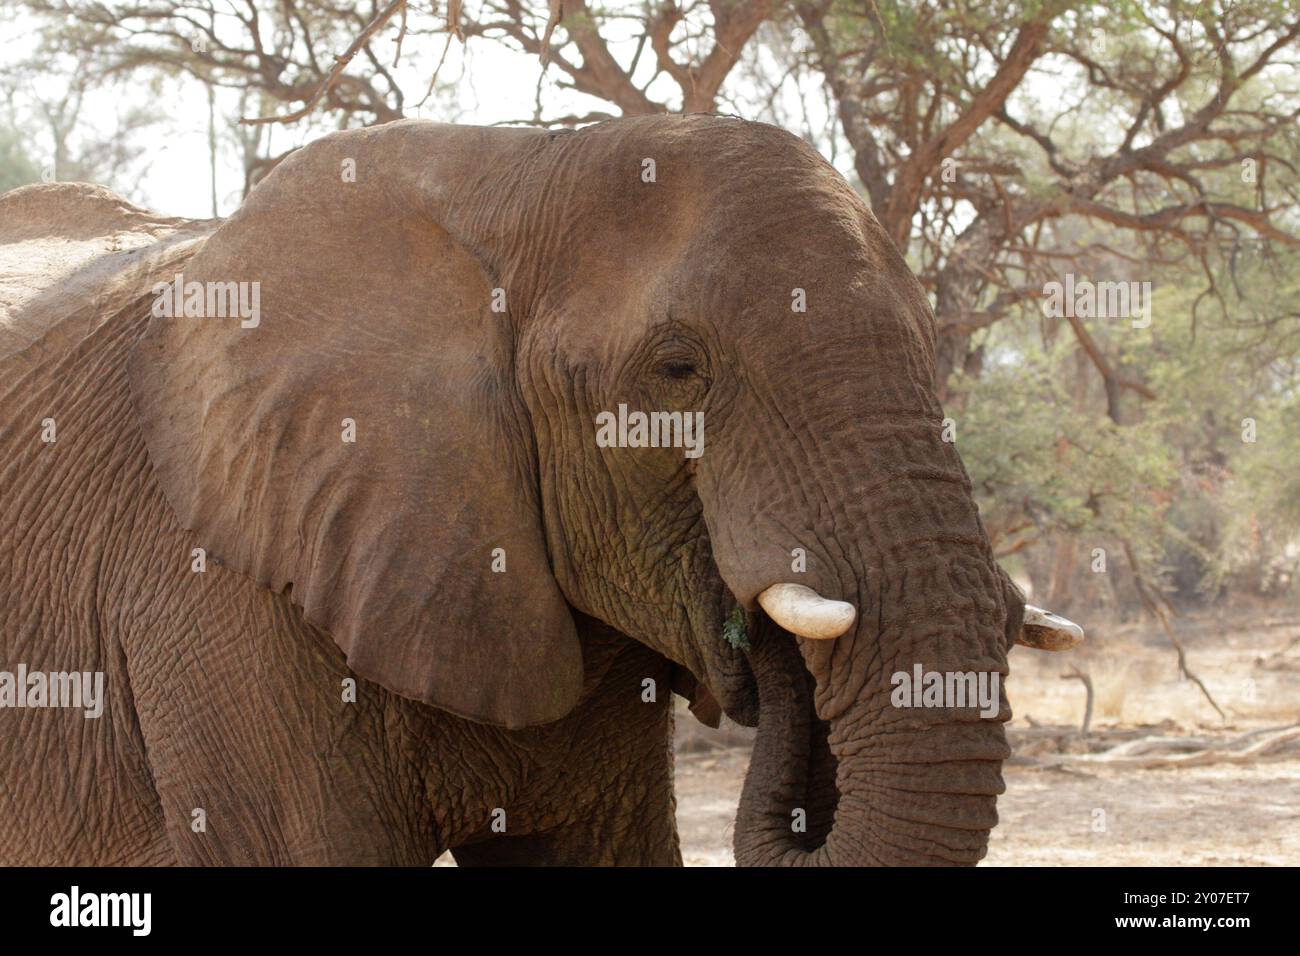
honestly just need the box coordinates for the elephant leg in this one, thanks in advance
[452,625,682,866]
[123,559,450,865]
[0,647,174,866]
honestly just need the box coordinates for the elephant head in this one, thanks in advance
[128,116,1081,864]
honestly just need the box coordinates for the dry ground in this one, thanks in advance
[674,609,1300,866]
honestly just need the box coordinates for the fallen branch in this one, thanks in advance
[1256,634,1300,671]
[1032,724,1300,770]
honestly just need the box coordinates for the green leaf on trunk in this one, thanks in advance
[722,606,750,650]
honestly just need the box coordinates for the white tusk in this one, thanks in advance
[1018,604,1085,651]
[756,583,856,640]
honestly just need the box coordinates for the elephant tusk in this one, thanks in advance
[1017,604,1085,651]
[757,583,856,640]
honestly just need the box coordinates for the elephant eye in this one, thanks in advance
[658,360,697,381]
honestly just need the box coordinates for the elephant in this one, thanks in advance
[0,115,1082,866]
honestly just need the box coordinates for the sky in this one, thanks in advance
[3,10,841,219]
[0,4,1103,226]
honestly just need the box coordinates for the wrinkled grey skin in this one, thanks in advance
[0,116,1046,866]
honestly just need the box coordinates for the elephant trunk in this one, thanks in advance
[698,381,1017,865]
[734,614,1009,866]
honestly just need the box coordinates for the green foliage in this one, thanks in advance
[955,244,1300,601]
[1145,252,1300,596]
[722,606,750,651]
[955,323,1179,568]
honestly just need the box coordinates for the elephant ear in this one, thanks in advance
[128,122,582,729]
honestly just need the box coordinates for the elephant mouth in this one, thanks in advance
[791,666,839,851]
[732,613,843,858]
[691,592,841,842]
[682,590,761,726]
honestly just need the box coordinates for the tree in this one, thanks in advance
[0,49,162,199]
[15,1,443,187]
[456,0,785,121]
[17,1,791,185]
[787,0,1300,402]
[22,0,416,122]
[0,124,42,192]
